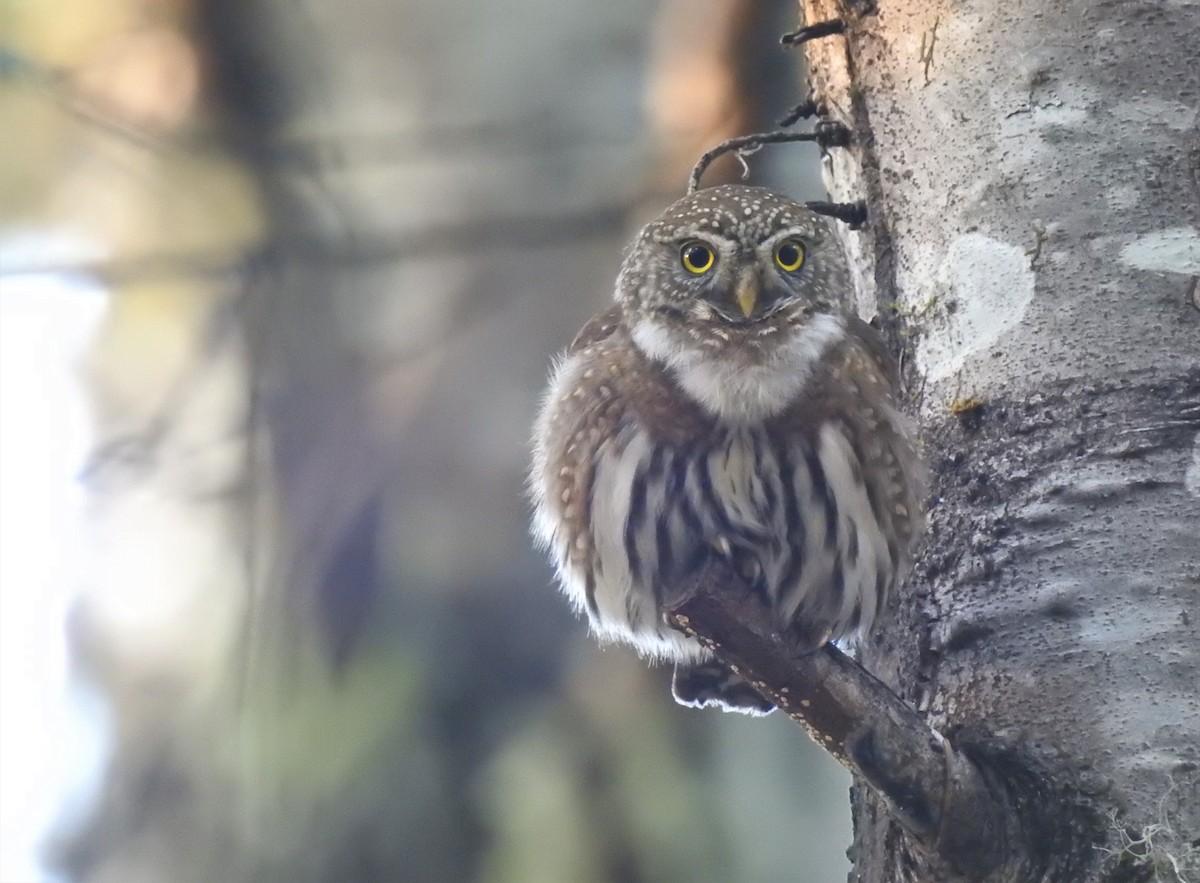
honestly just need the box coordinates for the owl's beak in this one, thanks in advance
[735,276,759,318]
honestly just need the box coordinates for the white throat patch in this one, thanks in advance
[632,313,846,423]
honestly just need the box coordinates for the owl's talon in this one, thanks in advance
[673,660,775,715]
[787,621,834,655]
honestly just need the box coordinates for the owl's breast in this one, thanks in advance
[530,321,702,658]
[531,310,924,662]
[581,417,782,658]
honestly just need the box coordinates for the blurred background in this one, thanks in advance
[0,0,851,880]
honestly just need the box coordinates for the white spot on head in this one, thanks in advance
[918,233,1035,384]
[1119,226,1200,274]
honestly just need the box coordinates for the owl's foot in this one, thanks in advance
[785,619,835,654]
[708,538,766,594]
[671,659,775,715]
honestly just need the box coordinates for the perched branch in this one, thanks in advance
[663,560,1052,880]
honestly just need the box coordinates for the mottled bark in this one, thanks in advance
[792,0,1200,880]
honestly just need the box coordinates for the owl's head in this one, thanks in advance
[615,184,853,421]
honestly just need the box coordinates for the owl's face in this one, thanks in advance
[616,185,853,422]
[617,185,850,356]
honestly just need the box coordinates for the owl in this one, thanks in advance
[530,185,925,714]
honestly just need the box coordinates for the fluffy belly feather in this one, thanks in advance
[560,418,897,660]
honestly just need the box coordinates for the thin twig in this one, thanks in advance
[688,131,821,193]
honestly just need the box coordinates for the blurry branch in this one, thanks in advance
[3,48,640,166]
[664,560,1066,881]
[0,203,631,282]
[646,0,794,190]
[256,120,642,170]
[0,46,172,151]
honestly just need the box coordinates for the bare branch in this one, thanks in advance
[0,203,630,282]
[663,559,1062,881]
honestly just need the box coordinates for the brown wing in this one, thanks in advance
[846,315,901,391]
[565,309,715,447]
[569,304,624,354]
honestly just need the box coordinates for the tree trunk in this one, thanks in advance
[799,0,1200,879]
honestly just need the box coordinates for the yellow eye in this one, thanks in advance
[680,242,716,275]
[774,239,806,273]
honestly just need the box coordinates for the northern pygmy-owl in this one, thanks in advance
[530,185,925,714]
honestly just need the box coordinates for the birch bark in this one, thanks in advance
[799,0,1200,878]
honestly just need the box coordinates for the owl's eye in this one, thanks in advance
[680,242,716,275]
[774,239,806,273]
